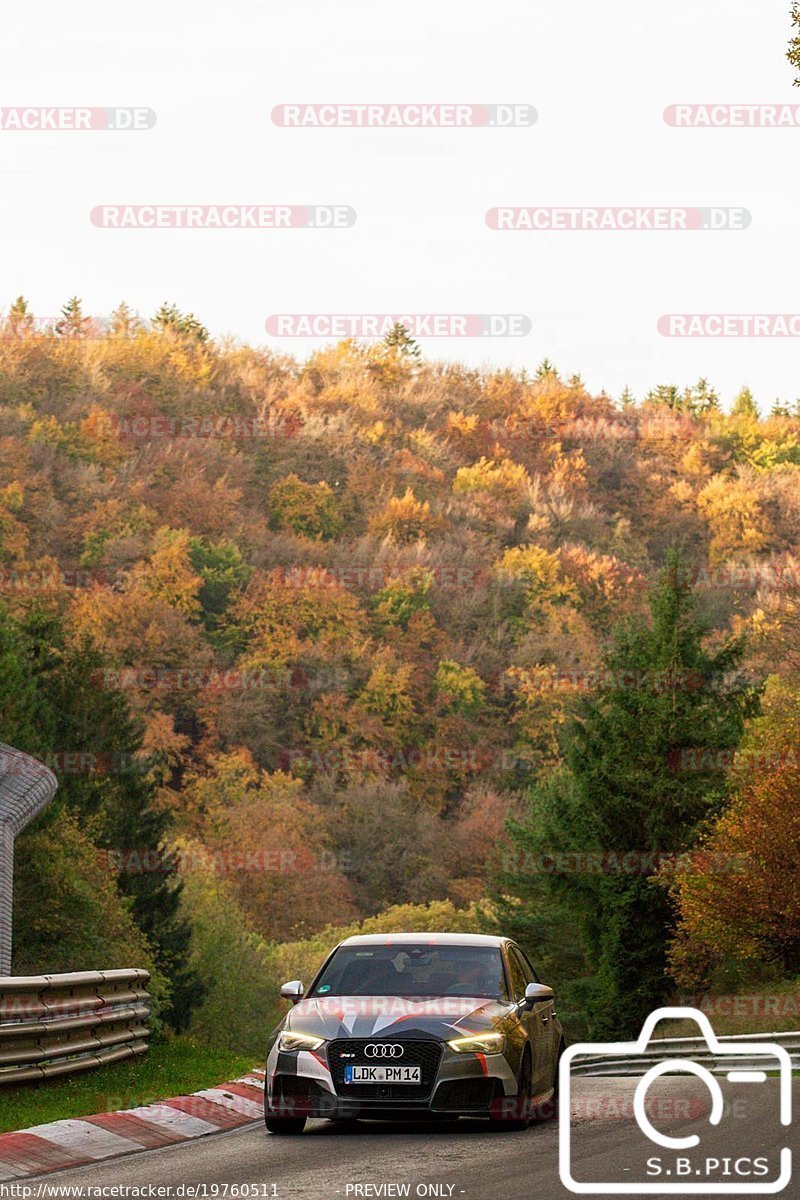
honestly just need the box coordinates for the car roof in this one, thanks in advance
[337,932,509,948]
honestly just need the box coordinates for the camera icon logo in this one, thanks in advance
[559,1006,792,1194]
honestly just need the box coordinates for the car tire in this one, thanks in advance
[265,1115,307,1135]
[490,1045,532,1131]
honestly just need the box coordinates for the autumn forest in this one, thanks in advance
[2,300,800,1045]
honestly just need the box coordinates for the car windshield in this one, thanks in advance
[308,944,507,1000]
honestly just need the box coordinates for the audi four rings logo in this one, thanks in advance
[364,1043,404,1058]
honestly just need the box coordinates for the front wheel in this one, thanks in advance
[265,1115,306,1135]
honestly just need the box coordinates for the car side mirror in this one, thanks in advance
[523,982,554,1009]
[280,980,304,1004]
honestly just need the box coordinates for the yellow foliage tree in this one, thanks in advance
[697,474,773,565]
[494,544,578,615]
[129,527,203,617]
[453,456,529,498]
[369,488,435,543]
[232,567,366,668]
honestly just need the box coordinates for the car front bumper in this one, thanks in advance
[265,1044,519,1120]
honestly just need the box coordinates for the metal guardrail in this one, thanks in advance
[0,969,152,1084]
[570,1030,800,1076]
[0,743,58,975]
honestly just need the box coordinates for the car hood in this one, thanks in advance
[283,994,508,1040]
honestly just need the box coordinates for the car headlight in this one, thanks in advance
[277,1030,325,1052]
[447,1031,505,1053]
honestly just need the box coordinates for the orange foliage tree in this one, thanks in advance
[668,680,800,987]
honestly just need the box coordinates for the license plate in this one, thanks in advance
[344,1064,422,1083]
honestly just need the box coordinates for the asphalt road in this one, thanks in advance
[17,1078,798,1200]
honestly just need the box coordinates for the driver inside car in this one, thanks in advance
[444,956,499,997]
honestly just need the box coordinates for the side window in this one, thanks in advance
[511,948,534,992]
[506,947,528,1000]
[517,948,540,984]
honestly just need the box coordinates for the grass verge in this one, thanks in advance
[0,1036,255,1134]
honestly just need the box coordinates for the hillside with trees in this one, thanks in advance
[2,299,800,1041]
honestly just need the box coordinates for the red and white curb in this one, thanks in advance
[0,1070,265,1181]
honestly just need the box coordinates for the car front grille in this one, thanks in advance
[327,1038,443,1101]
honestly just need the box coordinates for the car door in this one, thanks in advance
[508,946,550,1094]
[518,946,558,1081]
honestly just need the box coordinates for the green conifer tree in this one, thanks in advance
[494,555,759,1037]
[732,387,759,419]
[56,296,92,338]
[152,302,209,343]
[6,296,35,336]
[383,322,421,358]
[109,302,141,338]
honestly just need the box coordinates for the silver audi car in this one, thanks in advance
[264,932,564,1133]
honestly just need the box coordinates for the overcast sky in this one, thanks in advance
[1,0,798,407]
